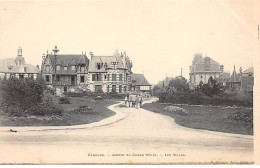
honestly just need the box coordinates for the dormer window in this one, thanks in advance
[97,63,101,70]
[80,66,85,72]
[71,65,76,71]
[46,65,50,72]
[64,66,67,70]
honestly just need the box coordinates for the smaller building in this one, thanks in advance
[88,50,132,93]
[130,73,152,96]
[0,47,40,80]
[189,53,227,88]
[225,66,254,93]
[41,49,89,95]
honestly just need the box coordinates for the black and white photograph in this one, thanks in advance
[0,0,259,164]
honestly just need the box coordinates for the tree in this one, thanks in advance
[199,76,223,96]
[168,76,189,92]
[0,77,46,111]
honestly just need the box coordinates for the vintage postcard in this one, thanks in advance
[0,0,259,165]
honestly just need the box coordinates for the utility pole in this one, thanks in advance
[53,45,59,95]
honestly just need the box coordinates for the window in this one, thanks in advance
[46,75,50,82]
[46,65,50,72]
[92,74,95,81]
[119,74,123,81]
[57,75,60,82]
[19,74,24,79]
[57,65,60,71]
[104,75,107,80]
[71,66,76,71]
[29,74,34,79]
[95,85,102,92]
[64,66,67,70]
[10,73,15,78]
[80,66,85,72]
[107,74,110,81]
[112,85,116,92]
[24,67,27,72]
[97,63,101,70]
[124,86,127,92]
[71,76,75,85]
[119,85,122,93]
[80,76,85,83]
[97,74,101,81]
[107,85,110,92]
[112,74,116,81]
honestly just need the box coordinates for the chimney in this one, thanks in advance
[220,65,224,73]
[89,52,94,60]
[239,67,242,74]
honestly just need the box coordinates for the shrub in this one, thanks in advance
[4,106,23,117]
[94,96,103,101]
[59,96,71,104]
[0,78,63,116]
[226,109,253,124]
[27,103,62,116]
[163,106,189,116]
[0,77,46,111]
[27,92,63,116]
[71,105,97,114]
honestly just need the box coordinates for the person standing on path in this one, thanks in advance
[135,95,139,109]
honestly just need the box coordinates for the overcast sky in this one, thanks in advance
[0,0,259,84]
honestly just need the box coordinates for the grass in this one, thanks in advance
[142,102,253,135]
[0,97,117,126]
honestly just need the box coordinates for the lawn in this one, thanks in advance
[142,102,253,135]
[0,97,118,126]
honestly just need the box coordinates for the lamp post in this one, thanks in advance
[53,45,59,95]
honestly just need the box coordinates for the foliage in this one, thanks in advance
[168,76,189,92]
[155,76,252,107]
[163,106,189,116]
[195,76,223,96]
[64,90,128,100]
[0,77,63,116]
[71,105,97,114]
[226,109,253,124]
[59,95,71,104]
[0,77,46,110]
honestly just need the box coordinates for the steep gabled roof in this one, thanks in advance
[0,58,40,74]
[230,69,240,83]
[131,73,151,86]
[194,56,220,72]
[88,55,126,72]
[243,67,254,74]
[0,58,16,72]
[48,54,89,69]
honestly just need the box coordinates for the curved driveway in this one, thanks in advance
[0,98,254,164]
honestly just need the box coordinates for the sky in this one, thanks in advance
[0,0,259,84]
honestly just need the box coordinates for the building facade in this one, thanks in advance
[226,66,254,93]
[41,51,89,95]
[189,53,229,88]
[41,47,137,94]
[0,47,40,80]
[130,73,152,96]
[88,50,132,93]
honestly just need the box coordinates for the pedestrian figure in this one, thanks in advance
[140,95,143,107]
[124,96,128,106]
[135,95,139,109]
